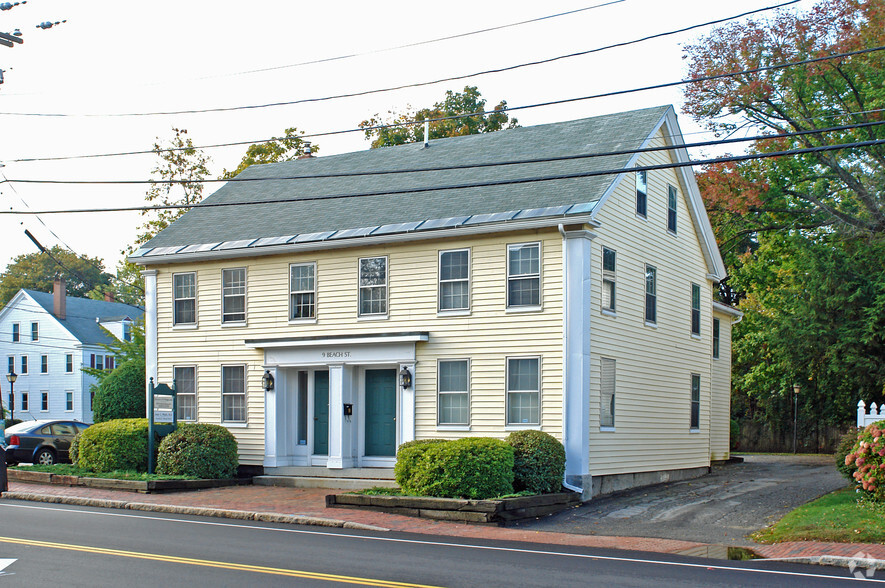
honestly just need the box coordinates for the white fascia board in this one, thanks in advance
[132,214,599,266]
[712,300,743,318]
[245,333,430,349]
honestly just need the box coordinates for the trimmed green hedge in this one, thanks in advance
[92,359,146,423]
[156,424,239,479]
[77,418,151,472]
[506,430,566,494]
[394,439,448,490]
[400,437,514,499]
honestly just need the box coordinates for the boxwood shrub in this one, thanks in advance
[394,439,448,490]
[92,358,146,423]
[77,418,151,472]
[506,430,566,494]
[401,437,515,499]
[156,423,239,479]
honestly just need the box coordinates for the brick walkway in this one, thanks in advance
[4,480,884,568]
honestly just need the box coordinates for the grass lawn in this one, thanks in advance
[10,463,193,481]
[752,487,885,544]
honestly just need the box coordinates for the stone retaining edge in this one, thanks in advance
[763,555,885,571]
[0,491,388,533]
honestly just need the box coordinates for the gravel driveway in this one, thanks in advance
[515,454,847,546]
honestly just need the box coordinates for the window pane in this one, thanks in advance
[508,392,539,425]
[668,185,678,232]
[439,393,469,425]
[290,264,315,292]
[636,170,648,216]
[508,278,540,307]
[603,279,615,311]
[508,358,539,392]
[174,273,195,298]
[508,244,539,276]
[359,286,387,315]
[439,360,467,392]
[440,250,468,281]
[603,247,616,272]
[291,292,315,319]
[440,281,469,310]
[359,257,386,286]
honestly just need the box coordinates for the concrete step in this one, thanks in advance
[264,467,395,480]
[253,475,398,490]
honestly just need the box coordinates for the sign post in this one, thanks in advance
[148,378,177,475]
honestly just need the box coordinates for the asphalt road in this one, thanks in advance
[0,498,873,587]
[516,454,847,546]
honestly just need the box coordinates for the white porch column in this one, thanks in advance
[327,364,345,469]
[399,362,416,445]
[561,227,594,498]
[141,269,158,418]
[264,367,279,467]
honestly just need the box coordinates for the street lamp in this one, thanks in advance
[792,382,801,454]
[5,371,17,422]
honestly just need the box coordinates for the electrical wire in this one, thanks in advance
[0,1,802,118]
[3,138,882,216]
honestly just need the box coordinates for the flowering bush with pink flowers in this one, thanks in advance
[845,420,885,501]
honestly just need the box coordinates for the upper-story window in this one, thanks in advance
[41,355,48,374]
[359,257,388,316]
[713,318,721,359]
[66,354,74,373]
[602,247,616,312]
[507,242,541,308]
[222,268,246,323]
[31,322,39,341]
[667,184,678,233]
[439,249,470,312]
[11,323,19,342]
[290,262,316,320]
[20,355,28,374]
[173,272,197,326]
[636,169,648,217]
[691,283,701,336]
[8,356,14,373]
[645,265,657,324]
[123,322,132,342]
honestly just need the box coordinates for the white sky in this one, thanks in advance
[0,0,816,275]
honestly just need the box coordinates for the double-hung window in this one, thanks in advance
[507,243,541,308]
[41,355,48,374]
[21,392,28,411]
[31,322,39,341]
[221,365,246,423]
[11,323,19,342]
[439,249,470,312]
[20,355,28,374]
[645,265,657,324]
[636,169,648,217]
[507,357,540,426]
[66,391,73,411]
[290,262,316,320]
[66,354,73,373]
[600,357,616,428]
[667,184,678,233]
[690,374,701,430]
[41,391,48,411]
[713,318,721,359]
[358,257,387,316]
[602,247,616,312]
[123,322,132,342]
[691,283,701,336]
[173,272,197,326]
[175,366,197,421]
[8,356,14,373]
[438,359,469,426]
[222,268,246,323]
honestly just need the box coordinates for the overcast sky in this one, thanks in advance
[0,0,816,276]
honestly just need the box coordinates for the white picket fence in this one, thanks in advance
[858,400,884,428]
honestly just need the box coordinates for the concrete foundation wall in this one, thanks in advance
[591,466,710,497]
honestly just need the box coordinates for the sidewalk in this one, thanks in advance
[3,481,885,571]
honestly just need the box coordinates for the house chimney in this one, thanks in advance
[53,277,66,320]
[297,141,314,159]
[104,291,116,303]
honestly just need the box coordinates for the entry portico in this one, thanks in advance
[247,332,427,470]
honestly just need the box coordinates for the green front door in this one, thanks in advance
[365,369,397,456]
[313,370,329,455]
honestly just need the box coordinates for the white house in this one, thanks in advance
[131,105,741,497]
[0,279,144,423]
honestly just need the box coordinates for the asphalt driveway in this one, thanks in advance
[515,454,847,546]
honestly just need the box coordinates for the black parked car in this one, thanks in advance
[2,420,90,465]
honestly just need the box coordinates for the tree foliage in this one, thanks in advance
[220,127,317,179]
[360,86,518,148]
[0,247,110,309]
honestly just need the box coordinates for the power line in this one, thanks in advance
[4,120,883,186]
[0,1,801,118]
[4,138,883,216]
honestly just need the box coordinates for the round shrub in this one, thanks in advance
[835,426,860,480]
[846,420,885,501]
[404,437,515,499]
[394,439,448,490]
[506,430,566,494]
[157,424,239,479]
[77,418,151,472]
[92,358,146,423]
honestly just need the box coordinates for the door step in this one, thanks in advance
[264,467,395,480]
[253,476,398,490]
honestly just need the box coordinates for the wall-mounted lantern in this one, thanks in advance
[399,366,412,390]
[262,370,275,392]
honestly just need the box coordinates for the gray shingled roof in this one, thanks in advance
[25,290,144,346]
[139,106,670,254]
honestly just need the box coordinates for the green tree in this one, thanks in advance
[360,86,518,148]
[0,247,110,309]
[84,322,146,422]
[221,127,317,179]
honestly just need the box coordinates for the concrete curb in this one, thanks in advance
[1,491,389,533]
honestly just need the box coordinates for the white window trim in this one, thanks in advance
[31,322,39,342]
[289,261,318,322]
[65,390,74,412]
[11,322,20,343]
[690,373,701,432]
[713,318,721,360]
[690,283,701,336]
[221,267,247,325]
[172,271,198,327]
[358,256,389,318]
[437,358,470,427]
[506,242,542,310]
[40,354,49,374]
[645,264,657,325]
[221,364,247,424]
[602,246,616,313]
[505,355,541,427]
[667,183,678,235]
[65,354,74,374]
[635,168,648,219]
[174,365,198,422]
[20,355,28,374]
[438,248,471,313]
[40,391,49,412]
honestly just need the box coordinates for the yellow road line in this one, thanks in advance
[0,536,440,587]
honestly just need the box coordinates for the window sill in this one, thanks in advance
[600,309,617,318]
[505,305,543,314]
[689,428,701,434]
[667,229,678,237]
[644,321,658,328]
[173,324,199,330]
[691,333,701,340]
[289,317,318,325]
[221,321,247,328]
[600,426,615,432]
[437,425,471,432]
[437,309,470,317]
[505,424,541,431]
[635,213,648,221]
[357,314,389,321]
[222,422,248,428]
